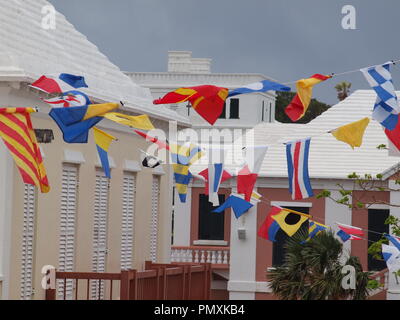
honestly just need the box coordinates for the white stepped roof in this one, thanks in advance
[192,90,400,180]
[253,90,400,179]
[0,0,190,125]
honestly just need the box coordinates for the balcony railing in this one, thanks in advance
[368,268,389,300]
[171,246,230,269]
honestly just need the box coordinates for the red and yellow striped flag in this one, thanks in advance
[0,108,50,193]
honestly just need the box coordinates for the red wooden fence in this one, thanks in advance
[45,261,211,300]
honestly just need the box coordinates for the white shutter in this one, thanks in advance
[150,176,160,263]
[20,184,36,300]
[58,164,78,299]
[92,172,109,299]
[121,173,136,270]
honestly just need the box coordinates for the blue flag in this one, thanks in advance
[59,73,88,89]
[213,195,253,219]
[228,79,290,97]
[49,103,118,143]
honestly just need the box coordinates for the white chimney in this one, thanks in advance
[167,51,211,74]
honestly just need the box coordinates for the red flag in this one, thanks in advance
[284,74,331,122]
[30,76,62,94]
[154,85,229,125]
[385,114,400,151]
[198,168,233,195]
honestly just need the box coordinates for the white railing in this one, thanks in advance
[171,246,229,268]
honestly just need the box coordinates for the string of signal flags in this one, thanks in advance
[1,58,400,201]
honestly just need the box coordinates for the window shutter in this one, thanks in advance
[20,184,36,300]
[58,164,78,299]
[121,173,136,270]
[92,172,110,299]
[150,176,160,262]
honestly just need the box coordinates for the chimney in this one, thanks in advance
[167,51,211,74]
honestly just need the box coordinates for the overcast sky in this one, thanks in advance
[50,0,400,105]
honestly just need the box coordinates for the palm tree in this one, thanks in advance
[335,81,352,101]
[267,230,372,300]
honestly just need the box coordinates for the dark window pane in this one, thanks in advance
[219,102,226,119]
[368,209,389,271]
[230,99,239,119]
[198,194,225,240]
[272,207,309,267]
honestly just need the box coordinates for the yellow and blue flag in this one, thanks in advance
[305,220,327,242]
[49,102,119,143]
[93,127,116,178]
[170,143,204,203]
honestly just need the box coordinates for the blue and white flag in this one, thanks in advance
[286,138,313,200]
[208,163,224,206]
[213,194,253,219]
[228,79,290,97]
[382,244,400,272]
[385,233,400,251]
[361,62,400,130]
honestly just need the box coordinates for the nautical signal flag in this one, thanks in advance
[30,73,88,94]
[103,113,155,131]
[284,74,331,122]
[286,138,313,200]
[139,149,163,169]
[384,114,400,151]
[382,244,400,272]
[49,102,119,143]
[258,206,284,242]
[336,222,364,237]
[336,230,362,242]
[43,90,92,108]
[385,234,400,251]
[208,163,224,206]
[170,143,204,203]
[361,62,400,130]
[30,75,62,94]
[237,146,268,201]
[228,79,290,97]
[271,207,309,237]
[213,194,253,219]
[331,117,370,149]
[305,220,327,242]
[153,85,229,125]
[59,73,88,89]
[93,127,116,178]
[197,167,233,196]
[133,130,170,151]
[0,108,49,193]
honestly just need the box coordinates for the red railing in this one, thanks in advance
[368,268,389,300]
[171,246,230,270]
[45,261,211,300]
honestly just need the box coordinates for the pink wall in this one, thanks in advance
[255,188,326,283]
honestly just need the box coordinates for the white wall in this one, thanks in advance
[172,186,192,246]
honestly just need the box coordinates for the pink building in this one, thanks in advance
[172,90,400,300]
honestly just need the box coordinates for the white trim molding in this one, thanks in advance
[63,149,85,164]
[95,154,116,169]
[271,201,313,208]
[228,280,272,293]
[123,160,141,173]
[193,240,228,246]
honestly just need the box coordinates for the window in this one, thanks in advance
[229,99,240,119]
[20,184,36,300]
[150,176,160,262]
[368,209,389,271]
[219,102,227,119]
[92,172,110,299]
[272,207,309,267]
[58,164,78,299]
[121,173,136,270]
[198,194,226,240]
